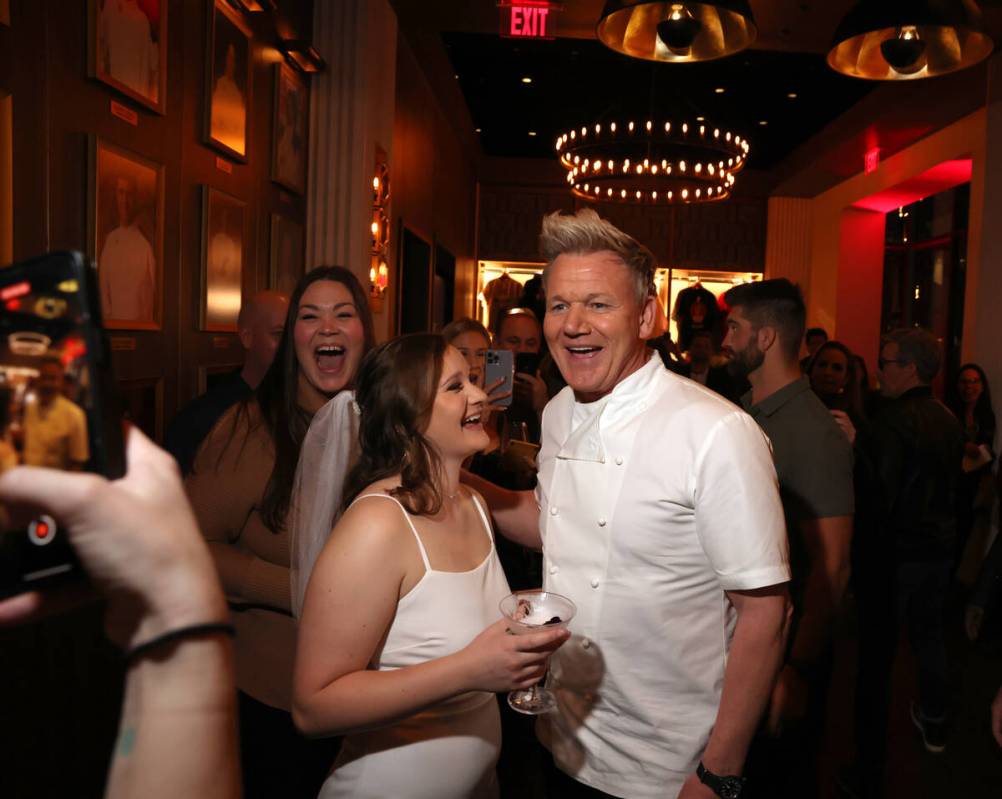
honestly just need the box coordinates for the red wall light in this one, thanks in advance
[853,159,973,214]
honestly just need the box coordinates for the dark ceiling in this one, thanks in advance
[444,32,876,169]
[392,0,1002,174]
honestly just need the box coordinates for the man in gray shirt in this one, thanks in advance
[723,279,855,798]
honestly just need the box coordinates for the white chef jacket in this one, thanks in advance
[536,355,789,799]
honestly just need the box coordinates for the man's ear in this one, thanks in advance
[238,327,253,350]
[756,325,778,353]
[638,294,658,340]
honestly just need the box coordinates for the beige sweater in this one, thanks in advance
[186,402,296,711]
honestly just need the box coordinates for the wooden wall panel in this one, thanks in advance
[478,160,771,272]
[0,0,313,438]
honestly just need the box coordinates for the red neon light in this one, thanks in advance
[852,159,972,214]
[1,280,30,302]
[864,147,880,174]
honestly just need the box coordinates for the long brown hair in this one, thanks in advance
[255,266,375,532]
[343,333,448,516]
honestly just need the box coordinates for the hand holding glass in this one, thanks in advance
[500,590,576,714]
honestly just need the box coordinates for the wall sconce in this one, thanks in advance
[279,39,327,73]
[369,157,391,312]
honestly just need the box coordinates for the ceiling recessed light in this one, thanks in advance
[714,87,725,94]
[528,131,537,136]
[453,74,459,79]
[787,92,798,99]
[521,76,533,84]
[759,120,768,126]
[475,128,481,133]
[696,116,705,122]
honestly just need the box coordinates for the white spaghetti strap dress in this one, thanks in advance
[318,492,511,799]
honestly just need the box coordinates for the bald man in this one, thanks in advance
[166,291,288,474]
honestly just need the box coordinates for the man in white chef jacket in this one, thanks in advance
[471,208,791,799]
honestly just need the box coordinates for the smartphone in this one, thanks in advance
[0,251,125,598]
[485,349,514,408]
[515,351,541,377]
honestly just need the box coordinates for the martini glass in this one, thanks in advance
[500,589,576,715]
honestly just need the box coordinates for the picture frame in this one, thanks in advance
[397,224,433,335]
[271,62,308,194]
[204,0,251,162]
[200,186,245,332]
[89,137,164,330]
[88,0,168,115]
[269,214,304,294]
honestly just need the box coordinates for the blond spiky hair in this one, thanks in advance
[539,208,656,302]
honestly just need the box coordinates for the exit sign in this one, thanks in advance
[500,1,561,40]
[865,147,880,174]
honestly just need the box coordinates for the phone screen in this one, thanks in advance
[0,252,123,597]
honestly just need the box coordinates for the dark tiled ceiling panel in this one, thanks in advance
[444,33,876,169]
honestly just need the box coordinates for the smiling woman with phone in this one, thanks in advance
[185,265,374,799]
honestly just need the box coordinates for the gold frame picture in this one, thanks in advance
[89,0,168,115]
[204,0,252,162]
[200,186,245,332]
[89,137,164,330]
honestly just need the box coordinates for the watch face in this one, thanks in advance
[720,779,743,799]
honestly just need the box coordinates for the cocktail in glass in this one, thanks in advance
[499,589,576,715]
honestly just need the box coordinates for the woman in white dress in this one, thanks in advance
[292,333,567,798]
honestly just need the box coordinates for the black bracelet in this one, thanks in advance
[125,622,236,663]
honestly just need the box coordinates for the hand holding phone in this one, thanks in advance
[485,349,514,409]
[0,252,125,599]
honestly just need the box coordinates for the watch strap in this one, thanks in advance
[696,761,746,799]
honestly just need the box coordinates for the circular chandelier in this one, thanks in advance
[555,118,749,205]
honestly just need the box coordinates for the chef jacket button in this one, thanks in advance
[597,517,607,527]
[590,578,600,589]
[615,456,624,466]
[581,638,592,650]
[550,507,559,516]
[549,565,559,575]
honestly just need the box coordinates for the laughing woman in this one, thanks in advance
[186,266,375,799]
[293,334,568,798]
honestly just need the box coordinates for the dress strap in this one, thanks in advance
[469,492,495,545]
[349,493,432,572]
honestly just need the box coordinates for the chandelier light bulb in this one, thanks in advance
[611,122,617,132]
[629,121,635,132]
[881,25,927,75]
[682,122,689,134]
[656,3,703,55]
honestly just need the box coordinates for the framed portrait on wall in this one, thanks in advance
[89,0,168,114]
[269,214,304,294]
[201,186,244,332]
[271,63,308,194]
[89,138,163,330]
[204,0,251,162]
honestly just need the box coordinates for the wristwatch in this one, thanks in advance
[696,761,746,799]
